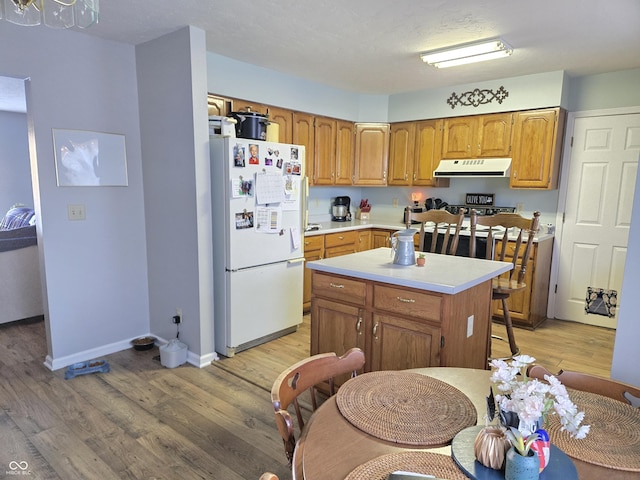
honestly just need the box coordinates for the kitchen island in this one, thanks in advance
[304,216,554,329]
[307,247,512,371]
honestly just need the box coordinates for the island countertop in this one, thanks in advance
[306,247,513,295]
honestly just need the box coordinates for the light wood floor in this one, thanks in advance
[0,315,614,479]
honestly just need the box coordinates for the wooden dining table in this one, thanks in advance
[292,367,638,480]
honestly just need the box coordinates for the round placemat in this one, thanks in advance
[344,451,467,480]
[336,371,477,446]
[546,389,640,471]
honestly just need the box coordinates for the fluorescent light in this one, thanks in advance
[420,38,512,68]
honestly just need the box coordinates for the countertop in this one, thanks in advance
[304,216,554,243]
[306,247,513,294]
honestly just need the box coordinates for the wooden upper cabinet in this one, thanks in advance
[510,108,566,189]
[314,116,337,185]
[388,120,448,187]
[335,120,354,185]
[441,116,477,159]
[414,119,448,187]
[353,123,390,186]
[230,98,268,115]
[441,113,512,159]
[293,112,315,184]
[388,122,416,186]
[478,113,513,157]
[207,95,232,117]
[266,106,293,144]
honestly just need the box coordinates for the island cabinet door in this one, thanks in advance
[368,313,441,371]
[311,297,367,362]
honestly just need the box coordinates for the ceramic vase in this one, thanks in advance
[505,447,540,480]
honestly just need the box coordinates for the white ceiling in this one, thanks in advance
[3,0,640,110]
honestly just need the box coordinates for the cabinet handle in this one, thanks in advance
[356,317,362,334]
[338,235,344,240]
[396,296,416,303]
[372,322,379,339]
[329,282,345,289]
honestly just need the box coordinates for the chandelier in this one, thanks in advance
[1,0,99,29]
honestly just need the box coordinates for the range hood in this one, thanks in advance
[433,158,512,178]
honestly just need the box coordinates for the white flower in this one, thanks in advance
[490,355,590,440]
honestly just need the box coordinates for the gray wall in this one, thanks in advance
[0,111,32,213]
[137,26,215,363]
[0,23,149,369]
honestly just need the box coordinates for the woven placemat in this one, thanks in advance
[546,389,640,472]
[344,451,467,480]
[336,371,477,446]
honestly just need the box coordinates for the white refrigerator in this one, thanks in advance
[210,136,306,357]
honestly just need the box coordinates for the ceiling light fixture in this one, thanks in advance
[420,38,512,68]
[1,0,99,29]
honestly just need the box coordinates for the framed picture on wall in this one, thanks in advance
[53,129,128,186]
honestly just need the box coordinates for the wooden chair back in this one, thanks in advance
[270,348,365,465]
[404,206,465,255]
[259,474,279,480]
[527,364,640,407]
[469,210,541,291]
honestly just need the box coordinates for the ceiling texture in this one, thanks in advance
[3,0,640,109]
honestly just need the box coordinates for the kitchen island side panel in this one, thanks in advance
[439,279,492,369]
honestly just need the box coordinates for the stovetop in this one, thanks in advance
[444,205,516,216]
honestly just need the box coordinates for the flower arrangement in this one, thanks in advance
[490,355,590,445]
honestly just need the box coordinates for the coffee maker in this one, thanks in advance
[332,196,351,221]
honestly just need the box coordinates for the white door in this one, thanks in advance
[555,113,640,328]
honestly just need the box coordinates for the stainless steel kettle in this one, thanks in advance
[391,228,417,266]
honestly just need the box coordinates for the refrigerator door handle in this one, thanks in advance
[287,258,305,265]
[302,175,309,230]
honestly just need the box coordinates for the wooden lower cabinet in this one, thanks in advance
[324,231,358,258]
[369,313,440,371]
[356,230,371,251]
[311,270,492,373]
[372,228,394,248]
[491,238,553,329]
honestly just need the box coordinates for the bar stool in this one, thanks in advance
[469,210,541,357]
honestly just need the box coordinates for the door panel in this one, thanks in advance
[555,113,640,327]
[370,314,440,371]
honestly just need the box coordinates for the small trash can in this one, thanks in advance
[160,338,187,368]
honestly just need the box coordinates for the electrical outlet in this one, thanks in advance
[173,307,182,324]
[68,204,86,221]
[516,203,524,214]
[466,315,474,338]
[392,198,398,208]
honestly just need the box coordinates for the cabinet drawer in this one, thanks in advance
[304,235,324,251]
[373,284,441,322]
[324,231,358,248]
[312,272,366,305]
